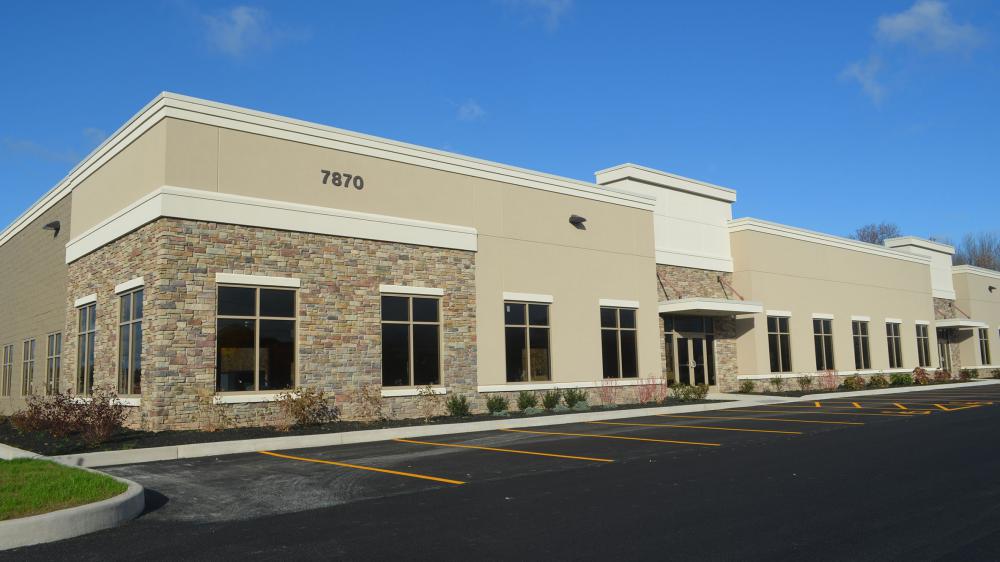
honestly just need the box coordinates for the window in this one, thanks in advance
[852,321,871,370]
[916,324,931,367]
[118,289,143,395]
[2,345,13,397]
[601,307,638,378]
[21,339,36,396]
[980,328,992,365]
[886,322,903,369]
[381,295,441,387]
[217,286,296,392]
[813,319,834,371]
[45,333,61,395]
[77,303,96,395]
[504,302,550,382]
[767,316,792,373]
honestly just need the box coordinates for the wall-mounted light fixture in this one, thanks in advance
[42,220,61,237]
[569,214,587,230]
[989,285,996,293]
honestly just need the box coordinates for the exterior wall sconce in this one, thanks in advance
[42,220,61,237]
[569,214,587,230]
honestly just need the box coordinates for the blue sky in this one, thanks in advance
[1,1,997,241]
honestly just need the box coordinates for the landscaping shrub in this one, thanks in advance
[517,390,538,411]
[445,394,472,417]
[797,374,814,393]
[692,384,710,400]
[889,372,913,387]
[596,380,619,407]
[933,369,952,382]
[670,384,707,402]
[277,387,337,428]
[993,368,1000,379]
[541,389,562,410]
[769,376,785,393]
[738,380,755,394]
[11,392,81,438]
[866,373,889,389]
[562,388,588,408]
[819,370,839,391]
[353,383,388,422]
[959,369,976,381]
[485,394,509,414]
[841,375,866,391]
[635,379,669,404]
[416,385,444,421]
[912,367,931,385]
[77,386,128,446]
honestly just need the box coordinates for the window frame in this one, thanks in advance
[380,293,443,388]
[216,285,299,393]
[886,322,903,369]
[851,320,871,370]
[1,344,12,397]
[77,303,96,395]
[915,324,931,368]
[117,289,144,396]
[979,328,992,365]
[600,306,639,379]
[45,332,61,395]
[503,301,552,383]
[21,338,36,396]
[767,315,793,373]
[813,318,835,371]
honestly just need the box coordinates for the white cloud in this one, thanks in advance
[1,139,79,164]
[82,127,107,146]
[877,0,983,52]
[841,56,886,103]
[201,5,305,57]
[457,99,486,122]
[502,0,573,30]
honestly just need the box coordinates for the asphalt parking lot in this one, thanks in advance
[11,384,1000,561]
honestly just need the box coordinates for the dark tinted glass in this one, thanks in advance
[824,335,834,369]
[381,296,409,322]
[260,289,295,318]
[860,322,868,336]
[600,308,617,328]
[778,317,789,332]
[505,303,525,325]
[87,304,96,331]
[131,323,142,395]
[619,309,636,329]
[706,335,716,385]
[768,333,781,372]
[814,334,824,371]
[601,329,619,377]
[79,307,87,332]
[767,316,777,332]
[779,334,792,372]
[412,324,440,385]
[118,328,130,392]
[134,290,143,319]
[259,320,294,390]
[217,319,255,391]
[219,287,256,316]
[663,316,674,332]
[813,319,821,333]
[529,327,550,381]
[381,323,409,386]
[412,298,439,322]
[528,304,548,326]
[505,327,527,382]
[120,294,132,323]
[619,331,638,377]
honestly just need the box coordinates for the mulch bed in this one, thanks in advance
[0,398,722,456]
[743,378,990,398]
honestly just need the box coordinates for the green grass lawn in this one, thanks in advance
[0,458,127,520]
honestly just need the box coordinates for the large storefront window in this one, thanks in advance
[601,307,638,378]
[767,316,792,373]
[118,289,143,395]
[852,320,871,370]
[886,322,903,369]
[217,286,296,392]
[46,332,61,395]
[813,319,834,371]
[916,324,931,367]
[980,328,992,365]
[77,303,96,395]
[504,302,550,382]
[381,295,441,387]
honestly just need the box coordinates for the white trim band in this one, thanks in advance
[503,292,554,303]
[478,378,659,393]
[217,273,301,288]
[851,315,871,322]
[766,310,792,317]
[811,313,834,320]
[381,387,447,397]
[915,320,930,325]
[114,277,145,294]
[380,285,445,296]
[599,299,640,309]
[885,318,903,324]
[213,392,288,404]
[74,294,97,307]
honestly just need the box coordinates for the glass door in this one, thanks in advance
[937,329,952,372]
[673,335,716,386]
[676,336,691,386]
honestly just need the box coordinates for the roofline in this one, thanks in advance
[594,162,737,202]
[953,264,1000,280]
[884,236,955,255]
[1,92,656,247]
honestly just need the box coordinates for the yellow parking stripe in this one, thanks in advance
[736,408,916,418]
[933,403,984,412]
[815,401,822,408]
[656,413,864,426]
[258,451,466,485]
[852,402,862,409]
[893,403,908,410]
[394,438,613,463]
[500,428,720,447]
[587,420,802,435]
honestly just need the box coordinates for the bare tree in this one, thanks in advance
[954,232,1000,271]
[850,222,901,245]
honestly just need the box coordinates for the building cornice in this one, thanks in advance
[884,236,955,255]
[595,163,737,203]
[953,264,1000,280]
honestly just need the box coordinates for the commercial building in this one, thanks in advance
[1,93,996,429]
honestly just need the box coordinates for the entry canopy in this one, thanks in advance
[936,319,988,329]
[658,297,763,317]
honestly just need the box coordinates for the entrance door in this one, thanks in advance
[674,335,716,386]
[937,329,952,372]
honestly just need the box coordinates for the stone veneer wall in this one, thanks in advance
[655,264,739,391]
[65,218,477,431]
[933,297,964,371]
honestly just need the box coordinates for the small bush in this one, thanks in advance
[866,373,889,389]
[959,369,976,381]
[445,394,471,417]
[541,389,561,410]
[692,384,709,400]
[562,388,588,408]
[416,385,444,422]
[889,372,913,387]
[11,392,81,438]
[522,407,544,415]
[485,394,509,414]
[797,374,814,393]
[819,370,839,391]
[769,376,785,393]
[992,368,1000,379]
[78,386,128,446]
[670,384,704,402]
[353,383,388,422]
[596,380,619,407]
[841,375,866,391]
[933,369,952,382]
[277,387,337,429]
[913,367,931,385]
[738,380,755,394]
[517,390,538,411]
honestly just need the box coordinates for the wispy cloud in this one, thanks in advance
[876,0,983,52]
[840,55,885,104]
[501,0,574,31]
[200,5,307,57]
[82,127,107,146]
[456,99,486,122]
[1,139,79,164]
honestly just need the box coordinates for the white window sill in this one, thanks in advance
[477,379,653,393]
[381,387,447,397]
[213,392,293,404]
[69,397,140,407]
[738,368,914,381]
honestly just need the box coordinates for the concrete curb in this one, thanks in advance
[0,468,144,551]
[794,379,1000,401]
[0,443,41,460]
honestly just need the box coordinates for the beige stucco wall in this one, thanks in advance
[954,270,1000,367]
[69,117,660,388]
[731,230,938,375]
[0,195,71,412]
